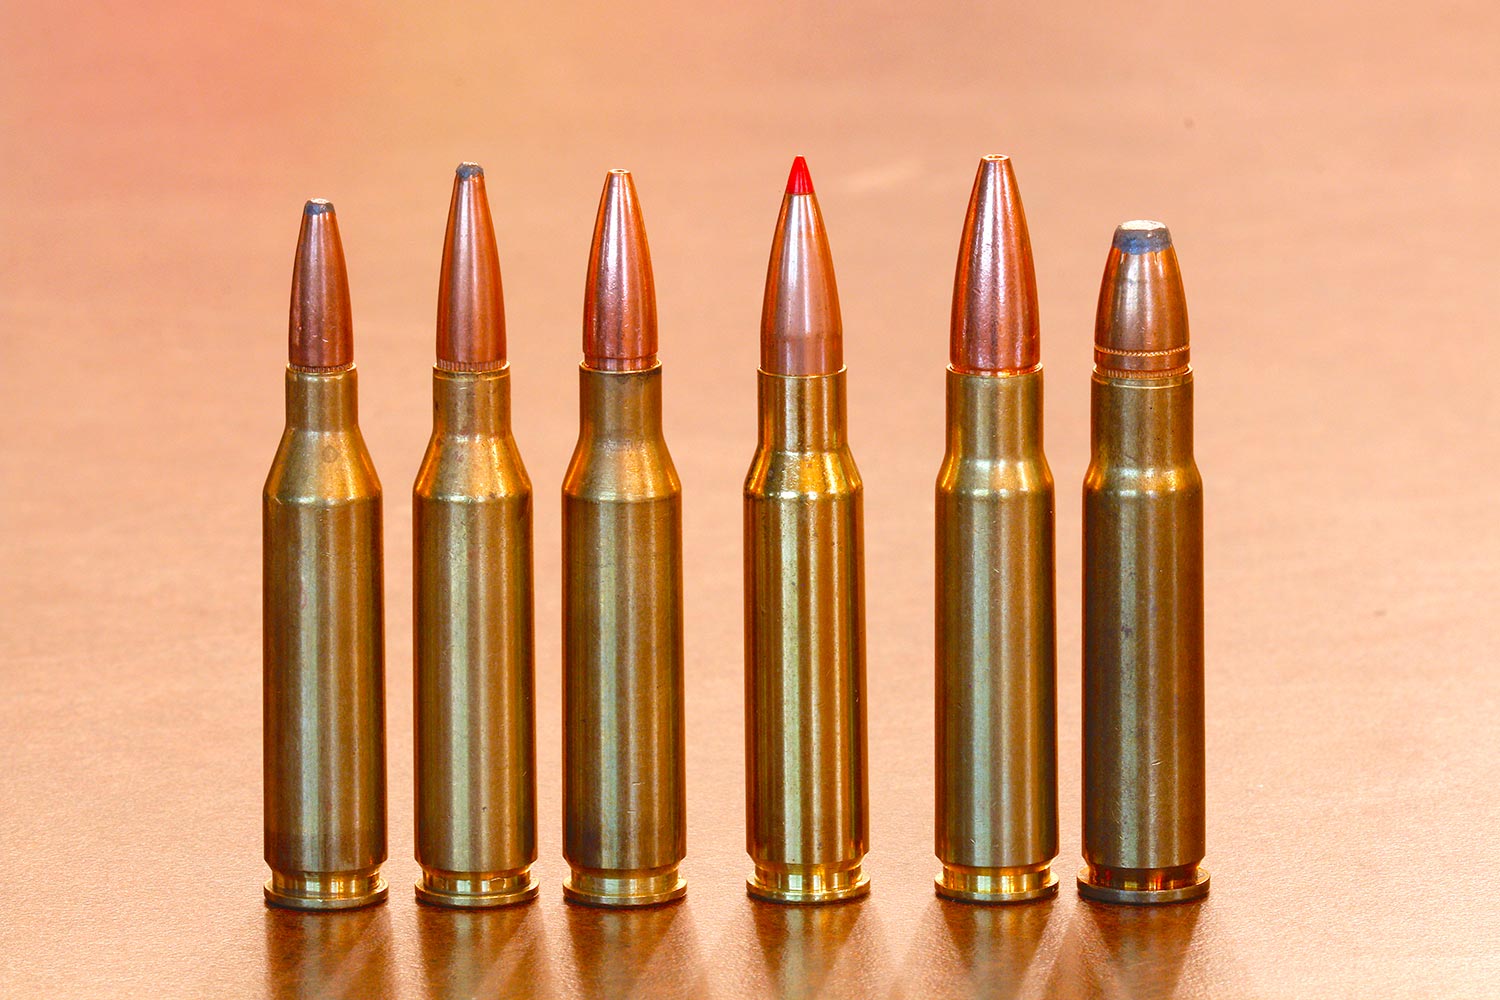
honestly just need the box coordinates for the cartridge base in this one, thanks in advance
[1076,864,1209,905]
[747,863,870,905]
[264,869,388,911]
[562,869,686,908]
[415,868,539,908]
[936,864,1058,904]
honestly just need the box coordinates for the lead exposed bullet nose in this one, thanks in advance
[1093,220,1190,376]
[288,200,353,370]
[436,163,507,371]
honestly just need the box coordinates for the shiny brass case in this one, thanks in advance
[744,369,870,904]
[413,367,538,907]
[1079,370,1208,904]
[262,366,388,910]
[561,364,687,907]
[935,368,1058,903]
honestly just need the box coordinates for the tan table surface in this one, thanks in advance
[3,2,1497,997]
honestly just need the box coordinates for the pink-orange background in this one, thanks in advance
[2,2,1497,997]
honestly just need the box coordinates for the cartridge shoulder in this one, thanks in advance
[413,433,531,503]
[937,452,1053,498]
[562,437,681,502]
[1082,458,1202,498]
[263,427,382,505]
[745,445,862,499]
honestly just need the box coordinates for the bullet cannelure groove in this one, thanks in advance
[744,156,871,904]
[413,163,539,907]
[1079,220,1209,904]
[935,155,1059,903]
[263,200,388,910]
[562,169,687,907]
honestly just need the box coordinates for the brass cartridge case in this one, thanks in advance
[561,364,686,907]
[413,367,537,907]
[1079,370,1208,903]
[744,369,870,904]
[935,368,1058,903]
[263,366,387,910]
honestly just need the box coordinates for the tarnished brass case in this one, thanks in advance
[561,364,687,907]
[744,369,870,904]
[1079,371,1208,904]
[263,366,388,910]
[935,368,1058,903]
[413,367,538,907]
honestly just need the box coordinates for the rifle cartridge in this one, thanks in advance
[561,170,686,907]
[744,157,870,904]
[935,155,1058,903]
[263,201,388,910]
[413,164,538,907]
[1079,221,1208,904]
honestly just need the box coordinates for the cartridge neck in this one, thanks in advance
[431,366,511,436]
[577,364,664,442]
[945,367,1043,459]
[757,369,847,451]
[1090,371,1194,466]
[285,366,360,431]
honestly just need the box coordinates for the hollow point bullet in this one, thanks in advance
[935,155,1059,903]
[1079,221,1209,904]
[263,200,388,910]
[561,169,687,907]
[412,163,538,907]
[744,157,870,904]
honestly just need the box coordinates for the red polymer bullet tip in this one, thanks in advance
[786,156,814,195]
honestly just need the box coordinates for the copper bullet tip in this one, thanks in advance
[1094,220,1189,377]
[950,155,1040,374]
[582,169,658,371]
[436,162,507,371]
[761,157,842,376]
[288,200,353,370]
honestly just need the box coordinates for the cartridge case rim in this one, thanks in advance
[414,869,539,908]
[746,865,870,905]
[935,864,1058,904]
[263,871,388,911]
[562,870,687,908]
[1076,866,1210,905]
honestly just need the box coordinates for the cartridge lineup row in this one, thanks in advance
[262,155,1207,912]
